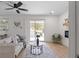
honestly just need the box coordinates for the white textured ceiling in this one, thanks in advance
[0,1,68,15]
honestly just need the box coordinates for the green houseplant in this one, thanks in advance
[52,33,62,44]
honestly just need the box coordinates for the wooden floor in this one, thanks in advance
[17,42,68,58]
[47,43,68,58]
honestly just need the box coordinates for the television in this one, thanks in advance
[65,31,69,38]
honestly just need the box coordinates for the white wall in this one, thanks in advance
[44,16,59,42]
[59,11,69,47]
[76,1,79,56]
[69,2,76,57]
[25,15,59,42]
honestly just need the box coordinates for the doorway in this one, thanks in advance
[30,20,44,42]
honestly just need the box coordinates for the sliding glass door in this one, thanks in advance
[30,20,44,42]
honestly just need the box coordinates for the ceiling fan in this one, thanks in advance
[5,1,28,14]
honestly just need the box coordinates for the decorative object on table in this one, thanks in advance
[36,34,40,46]
[52,33,62,44]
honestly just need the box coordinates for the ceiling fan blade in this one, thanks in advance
[6,3,14,7]
[16,2,23,8]
[18,8,28,11]
[16,10,20,14]
[5,8,14,10]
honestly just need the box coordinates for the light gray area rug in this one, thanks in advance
[25,43,58,58]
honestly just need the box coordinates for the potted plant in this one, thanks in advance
[52,33,62,44]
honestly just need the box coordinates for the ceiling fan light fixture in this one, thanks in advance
[51,10,54,14]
